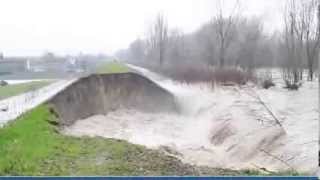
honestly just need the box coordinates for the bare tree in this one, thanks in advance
[283,0,320,82]
[318,1,320,80]
[129,38,146,62]
[282,0,301,84]
[214,0,241,68]
[167,29,186,65]
[303,0,320,81]
[238,19,263,73]
[196,23,217,66]
[121,1,282,75]
[147,13,168,67]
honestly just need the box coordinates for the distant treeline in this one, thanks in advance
[117,0,319,83]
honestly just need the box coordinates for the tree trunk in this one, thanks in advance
[219,42,225,68]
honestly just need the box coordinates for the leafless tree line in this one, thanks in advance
[119,0,320,83]
[280,0,320,84]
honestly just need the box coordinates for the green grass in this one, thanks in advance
[0,106,59,175]
[96,61,130,74]
[0,81,53,100]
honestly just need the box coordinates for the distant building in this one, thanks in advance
[28,56,81,73]
[0,53,107,75]
[0,58,28,73]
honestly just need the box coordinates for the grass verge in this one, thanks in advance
[0,81,53,100]
[96,61,130,74]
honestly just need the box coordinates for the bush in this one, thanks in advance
[212,68,255,85]
[0,80,8,86]
[158,65,256,85]
[261,79,275,89]
[284,80,301,90]
[163,66,212,83]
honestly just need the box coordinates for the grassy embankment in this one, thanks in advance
[96,61,130,74]
[0,62,300,176]
[0,81,53,100]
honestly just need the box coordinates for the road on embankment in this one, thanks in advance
[0,79,77,126]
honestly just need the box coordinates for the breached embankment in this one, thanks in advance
[48,72,178,126]
[48,69,318,174]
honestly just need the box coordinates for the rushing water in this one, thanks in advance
[63,65,318,173]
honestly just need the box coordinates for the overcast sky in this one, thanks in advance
[0,0,285,56]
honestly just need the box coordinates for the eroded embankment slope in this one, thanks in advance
[48,73,178,125]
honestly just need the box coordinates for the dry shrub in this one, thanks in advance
[284,80,301,90]
[262,79,275,89]
[163,66,212,83]
[212,68,255,85]
[159,65,256,85]
[0,80,8,86]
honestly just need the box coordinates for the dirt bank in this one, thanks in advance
[48,73,178,126]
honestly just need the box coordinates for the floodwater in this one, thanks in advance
[4,79,56,85]
[63,65,318,173]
